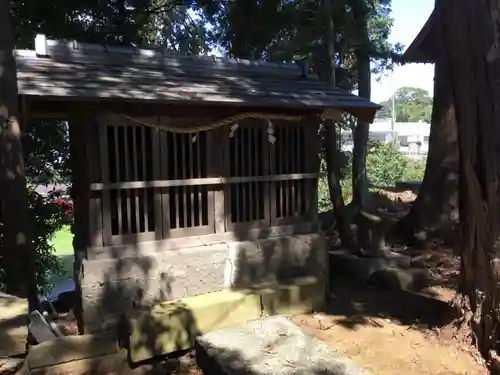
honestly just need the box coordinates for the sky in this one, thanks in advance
[371,0,435,103]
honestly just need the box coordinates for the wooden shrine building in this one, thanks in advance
[401,7,438,64]
[16,35,380,333]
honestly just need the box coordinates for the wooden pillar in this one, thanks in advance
[69,111,93,257]
[69,109,97,333]
[305,117,320,224]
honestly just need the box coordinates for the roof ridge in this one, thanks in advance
[30,34,300,72]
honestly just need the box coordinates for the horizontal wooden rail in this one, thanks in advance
[90,173,318,191]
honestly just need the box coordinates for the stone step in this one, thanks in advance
[366,267,434,292]
[196,315,373,375]
[329,249,412,282]
[128,276,324,363]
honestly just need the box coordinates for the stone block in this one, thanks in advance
[80,244,228,332]
[0,293,28,357]
[196,315,373,375]
[257,276,324,316]
[329,250,388,281]
[367,268,433,292]
[129,289,262,363]
[329,249,411,282]
[227,233,327,288]
[384,251,412,269]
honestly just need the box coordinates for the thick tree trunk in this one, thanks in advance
[438,0,500,360]
[351,0,371,214]
[396,60,459,242]
[0,0,38,309]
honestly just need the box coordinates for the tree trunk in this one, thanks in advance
[0,0,38,310]
[351,0,371,214]
[325,121,356,250]
[438,0,500,359]
[396,59,459,243]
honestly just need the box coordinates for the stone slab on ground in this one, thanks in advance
[329,249,411,282]
[129,276,324,363]
[366,267,433,292]
[196,315,373,375]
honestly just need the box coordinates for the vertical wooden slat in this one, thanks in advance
[124,125,132,233]
[254,126,261,221]
[99,122,112,245]
[141,126,149,231]
[280,125,286,218]
[234,127,241,222]
[133,126,140,232]
[189,134,195,227]
[267,122,275,225]
[241,125,248,222]
[290,124,296,217]
[173,133,180,229]
[152,125,162,239]
[223,126,232,229]
[181,134,188,227]
[159,130,170,237]
[283,123,293,217]
[247,126,254,221]
[197,131,204,228]
[113,125,122,234]
[296,124,303,216]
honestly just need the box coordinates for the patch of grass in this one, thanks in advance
[44,226,75,295]
[50,225,74,256]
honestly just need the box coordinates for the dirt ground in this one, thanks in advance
[292,279,488,375]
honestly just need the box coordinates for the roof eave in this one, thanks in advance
[401,9,437,64]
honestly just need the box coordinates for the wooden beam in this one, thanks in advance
[89,173,318,191]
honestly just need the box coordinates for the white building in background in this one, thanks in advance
[341,119,431,158]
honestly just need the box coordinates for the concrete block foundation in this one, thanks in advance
[79,233,326,333]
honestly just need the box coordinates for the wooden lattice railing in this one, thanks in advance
[89,116,318,247]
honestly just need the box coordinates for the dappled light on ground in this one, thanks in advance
[292,279,487,375]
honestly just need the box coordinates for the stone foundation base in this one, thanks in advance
[78,233,326,333]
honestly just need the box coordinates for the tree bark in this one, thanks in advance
[438,0,500,359]
[351,0,371,213]
[324,121,356,250]
[0,0,38,310]
[396,59,459,242]
[321,0,356,250]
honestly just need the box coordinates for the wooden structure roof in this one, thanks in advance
[401,9,438,64]
[16,35,380,122]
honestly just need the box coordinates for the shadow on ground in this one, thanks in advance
[320,275,457,332]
